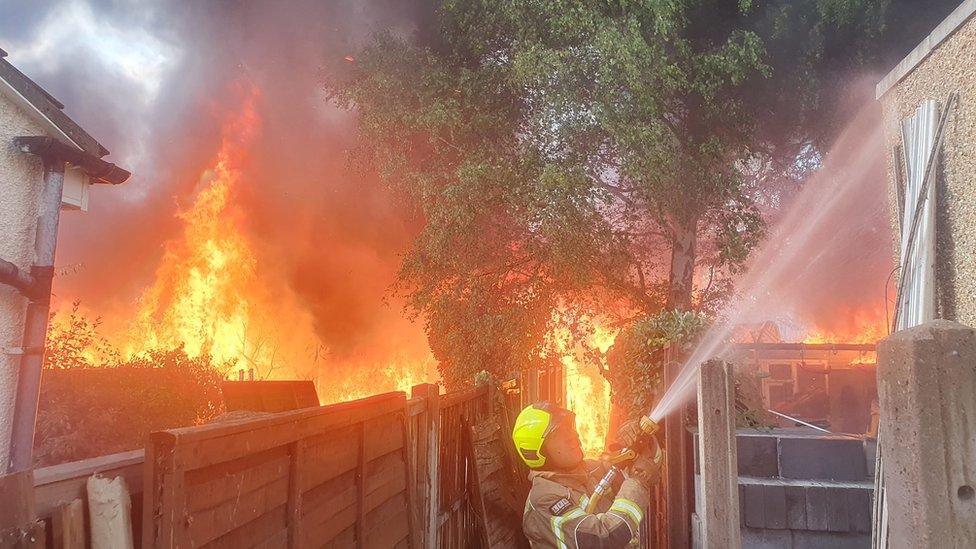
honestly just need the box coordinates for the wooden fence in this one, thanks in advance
[143,391,415,547]
[407,384,492,548]
[18,384,496,548]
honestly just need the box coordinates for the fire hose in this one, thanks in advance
[583,415,662,514]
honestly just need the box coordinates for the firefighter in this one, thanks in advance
[513,402,662,548]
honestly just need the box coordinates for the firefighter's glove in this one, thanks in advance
[614,419,643,450]
[628,438,663,488]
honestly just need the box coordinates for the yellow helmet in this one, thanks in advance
[512,402,573,469]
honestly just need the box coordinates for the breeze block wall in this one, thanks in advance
[0,91,46,468]
[878,7,976,326]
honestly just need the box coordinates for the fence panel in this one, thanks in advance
[142,391,414,548]
[436,386,490,548]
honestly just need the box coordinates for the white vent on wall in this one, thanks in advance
[62,164,89,211]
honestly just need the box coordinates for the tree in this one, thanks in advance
[327,0,902,388]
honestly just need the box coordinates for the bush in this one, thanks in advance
[34,306,228,466]
[605,310,709,419]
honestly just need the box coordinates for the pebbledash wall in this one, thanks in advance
[877,0,976,326]
[0,87,48,468]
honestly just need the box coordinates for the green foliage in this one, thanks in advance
[605,309,708,417]
[44,301,119,369]
[327,0,896,394]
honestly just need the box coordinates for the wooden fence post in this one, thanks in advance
[287,440,304,548]
[878,320,976,548]
[52,499,85,549]
[697,360,740,549]
[412,383,441,548]
[665,355,692,549]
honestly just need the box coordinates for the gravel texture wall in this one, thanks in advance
[0,91,46,468]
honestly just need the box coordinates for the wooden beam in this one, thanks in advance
[665,358,692,549]
[0,470,35,530]
[696,360,740,549]
[34,449,143,519]
[411,384,440,547]
[51,499,85,549]
[356,422,367,548]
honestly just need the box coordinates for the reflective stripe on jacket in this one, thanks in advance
[522,460,649,548]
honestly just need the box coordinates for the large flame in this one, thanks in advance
[126,88,262,364]
[801,304,888,345]
[104,84,437,401]
[560,323,616,457]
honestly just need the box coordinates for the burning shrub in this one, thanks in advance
[44,301,119,369]
[34,306,229,466]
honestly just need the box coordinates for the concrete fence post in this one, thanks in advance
[877,320,976,548]
[697,360,741,549]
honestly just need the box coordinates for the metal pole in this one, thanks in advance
[8,158,65,473]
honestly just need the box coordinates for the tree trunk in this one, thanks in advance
[666,215,697,311]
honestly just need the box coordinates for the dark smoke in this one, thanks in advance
[0,0,428,356]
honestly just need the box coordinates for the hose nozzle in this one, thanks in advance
[639,415,659,437]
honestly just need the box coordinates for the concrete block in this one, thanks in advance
[805,486,829,531]
[792,531,870,549]
[878,320,976,548]
[741,528,792,548]
[737,435,779,477]
[743,483,766,528]
[825,486,851,533]
[763,485,788,530]
[845,488,872,533]
[778,438,867,481]
[785,486,807,530]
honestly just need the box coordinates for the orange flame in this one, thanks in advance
[558,322,615,457]
[106,83,436,400]
[801,304,888,345]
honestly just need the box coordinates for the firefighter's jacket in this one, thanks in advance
[522,460,648,548]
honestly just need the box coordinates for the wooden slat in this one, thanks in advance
[187,476,289,546]
[169,392,403,445]
[173,394,406,470]
[364,493,410,548]
[355,421,367,548]
[287,440,303,548]
[364,414,405,462]
[321,525,355,549]
[301,471,357,524]
[185,449,290,513]
[34,450,145,519]
[0,470,36,530]
[300,426,360,492]
[51,499,84,549]
[301,501,357,546]
[406,398,425,418]
[198,504,287,549]
[440,386,486,409]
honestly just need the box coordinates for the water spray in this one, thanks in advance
[645,104,891,424]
